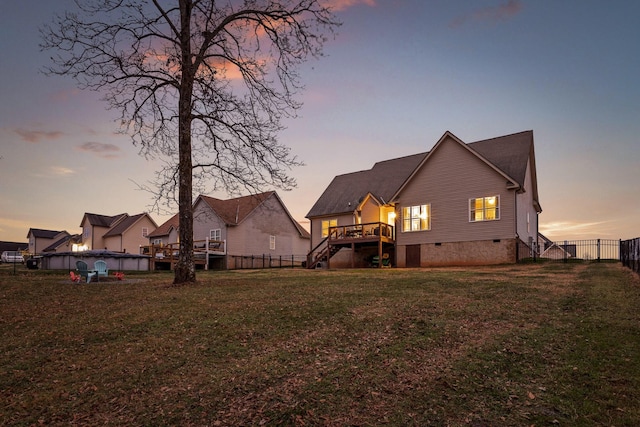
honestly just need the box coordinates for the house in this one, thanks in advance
[306,130,542,268]
[537,232,577,260]
[0,241,28,254]
[26,228,70,255]
[149,191,310,269]
[147,213,179,246]
[42,234,82,253]
[80,212,158,253]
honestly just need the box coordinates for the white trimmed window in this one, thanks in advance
[153,238,162,245]
[469,196,500,222]
[402,204,431,232]
[270,235,276,250]
[321,219,337,238]
[210,229,221,241]
[142,227,149,237]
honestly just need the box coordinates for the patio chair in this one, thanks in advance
[76,260,97,283]
[94,260,109,280]
[371,253,391,268]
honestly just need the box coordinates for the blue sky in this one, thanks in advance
[1,0,639,243]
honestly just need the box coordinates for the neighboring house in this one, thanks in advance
[80,212,158,253]
[0,241,28,254]
[150,191,310,269]
[42,234,82,253]
[540,243,573,260]
[537,232,577,259]
[27,228,70,255]
[306,130,542,268]
[147,213,179,246]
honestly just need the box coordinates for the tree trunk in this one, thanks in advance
[174,0,196,284]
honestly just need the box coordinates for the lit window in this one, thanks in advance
[210,229,221,241]
[270,235,276,250]
[402,204,431,232]
[469,196,500,222]
[321,219,337,238]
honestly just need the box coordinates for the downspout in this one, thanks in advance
[514,188,521,262]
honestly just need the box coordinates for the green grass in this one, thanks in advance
[1,263,639,426]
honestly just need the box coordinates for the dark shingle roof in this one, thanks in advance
[27,228,66,239]
[468,130,533,188]
[148,213,179,238]
[306,153,426,218]
[0,241,28,252]
[307,130,537,218]
[42,234,81,252]
[200,192,275,226]
[82,213,127,228]
[103,213,153,237]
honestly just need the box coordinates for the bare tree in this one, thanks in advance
[41,0,339,284]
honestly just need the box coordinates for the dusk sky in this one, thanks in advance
[1,0,639,244]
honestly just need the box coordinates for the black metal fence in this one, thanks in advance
[227,254,307,270]
[518,239,621,263]
[620,237,640,274]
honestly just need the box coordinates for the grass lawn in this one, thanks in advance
[1,262,639,426]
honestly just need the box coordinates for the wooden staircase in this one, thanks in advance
[306,238,341,269]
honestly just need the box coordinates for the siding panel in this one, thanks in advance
[396,136,515,246]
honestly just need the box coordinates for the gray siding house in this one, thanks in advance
[306,131,541,268]
[150,191,310,269]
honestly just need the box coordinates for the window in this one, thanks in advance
[321,219,337,238]
[210,229,221,241]
[83,227,90,238]
[142,227,149,237]
[402,204,431,232]
[153,238,162,245]
[469,196,500,222]
[270,235,276,250]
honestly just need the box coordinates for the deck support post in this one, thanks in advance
[351,242,355,268]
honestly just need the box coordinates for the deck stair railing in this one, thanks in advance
[307,236,334,269]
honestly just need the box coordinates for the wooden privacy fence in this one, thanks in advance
[621,237,640,274]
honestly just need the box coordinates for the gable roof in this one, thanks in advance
[199,191,310,238]
[81,213,128,228]
[27,228,68,239]
[391,131,530,200]
[148,213,179,238]
[199,191,276,226]
[0,241,28,252]
[103,213,157,237]
[42,234,81,252]
[468,130,533,187]
[306,152,426,218]
[307,130,539,219]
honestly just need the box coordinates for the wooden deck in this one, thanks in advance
[141,239,226,270]
[307,222,395,269]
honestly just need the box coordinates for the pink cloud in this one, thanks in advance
[322,0,376,12]
[450,0,523,28]
[49,88,82,103]
[14,128,65,143]
[76,142,122,159]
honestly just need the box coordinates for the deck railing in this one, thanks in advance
[328,222,395,241]
[141,238,226,269]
